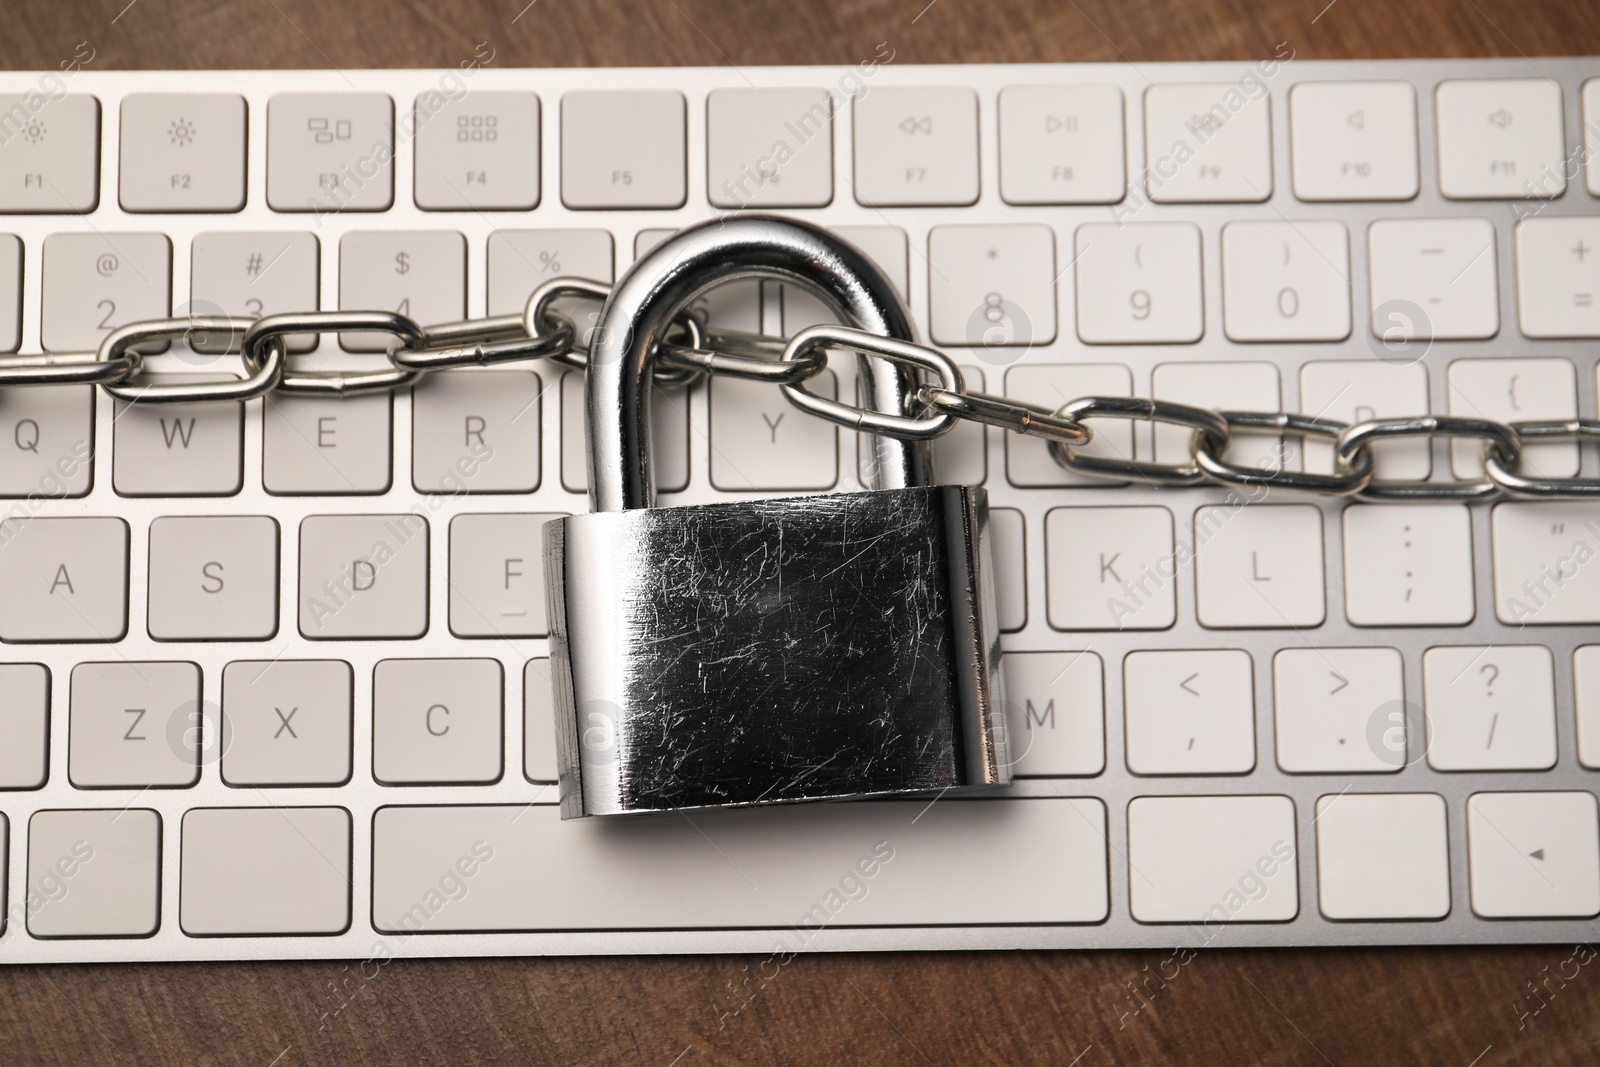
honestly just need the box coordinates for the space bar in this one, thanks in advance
[371,799,1108,932]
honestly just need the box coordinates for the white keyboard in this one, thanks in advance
[2,56,1600,964]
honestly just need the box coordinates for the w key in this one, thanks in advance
[114,377,242,496]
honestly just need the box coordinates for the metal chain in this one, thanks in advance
[1,279,1595,501]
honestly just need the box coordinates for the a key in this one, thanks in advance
[1142,83,1273,203]
[1045,505,1175,631]
[1074,222,1203,343]
[27,810,160,937]
[852,86,980,207]
[560,90,686,209]
[374,658,503,784]
[561,371,689,494]
[1468,792,1600,918]
[1368,218,1499,341]
[1153,361,1280,466]
[1274,647,1405,772]
[486,229,613,321]
[0,93,99,212]
[41,232,171,352]
[0,664,49,788]
[1436,79,1565,199]
[1003,364,1133,487]
[119,93,246,212]
[1576,646,1600,769]
[0,385,94,497]
[147,516,279,640]
[414,90,540,210]
[339,230,465,351]
[0,516,128,642]
[707,88,833,208]
[68,661,200,787]
[297,514,429,639]
[1300,361,1430,479]
[928,224,1057,348]
[709,372,836,491]
[524,658,557,783]
[1125,649,1256,775]
[1195,503,1325,628]
[412,371,541,494]
[990,506,1027,633]
[220,659,353,787]
[997,84,1125,205]
[113,378,243,496]
[180,808,351,935]
[1220,220,1351,341]
[1315,793,1449,920]
[190,232,320,353]
[1448,358,1577,479]
[1127,795,1298,922]
[448,513,559,638]
[1515,218,1600,338]
[1288,81,1419,201]
[1490,503,1600,625]
[1343,504,1475,626]
[266,92,394,212]
[264,393,392,494]
[0,233,19,352]
[372,798,1110,931]
[1000,651,1105,776]
[1423,645,1556,771]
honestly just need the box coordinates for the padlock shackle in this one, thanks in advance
[585,216,927,512]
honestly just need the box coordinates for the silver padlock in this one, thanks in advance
[544,216,1010,818]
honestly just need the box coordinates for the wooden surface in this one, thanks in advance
[4,1,1600,1063]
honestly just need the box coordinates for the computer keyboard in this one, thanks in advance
[1,55,1599,964]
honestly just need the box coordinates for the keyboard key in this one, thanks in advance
[710,372,837,491]
[915,362,987,489]
[637,229,764,339]
[1515,218,1600,338]
[487,229,614,322]
[412,371,541,493]
[1448,358,1577,479]
[1127,795,1298,922]
[1075,222,1203,343]
[264,393,392,494]
[41,232,171,352]
[372,798,1109,930]
[1368,218,1499,341]
[990,506,1026,632]
[191,232,320,352]
[0,233,19,352]
[220,660,353,787]
[448,513,558,638]
[28,810,159,937]
[119,93,246,212]
[0,385,94,497]
[374,659,503,784]
[1274,647,1405,772]
[928,224,1056,347]
[339,230,466,351]
[266,92,394,212]
[180,808,351,935]
[1000,651,1104,776]
[1468,792,1600,918]
[1126,649,1255,775]
[524,658,557,783]
[1153,361,1281,466]
[1046,506,1175,631]
[997,84,1125,205]
[1343,504,1475,626]
[1003,364,1133,487]
[707,88,833,208]
[148,516,278,640]
[1142,83,1272,203]
[0,517,128,642]
[0,664,49,789]
[414,90,540,211]
[852,86,979,207]
[298,514,429,639]
[1423,645,1556,771]
[560,90,686,209]
[0,94,99,212]
[1575,646,1600,769]
[1315,793,1449,920]
[778,226,909,329]
[1436,79,1565,199]
[69,661,201,787]
[1220,220,1351,341]
[1195,504,1325,629]
[113,381,243,496]
[1588,79,1600,197]
[1288,81,1419,201]
[562,371,690,493]
[1300,361,1429,479]
[1491,503,1600,625]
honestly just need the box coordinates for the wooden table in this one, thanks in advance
[3,1,1600,1062]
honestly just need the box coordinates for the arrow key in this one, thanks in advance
[1468,792,1600,918]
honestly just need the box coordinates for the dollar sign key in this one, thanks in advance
[394,250,411,275]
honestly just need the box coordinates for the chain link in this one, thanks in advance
[0,282,1592,501]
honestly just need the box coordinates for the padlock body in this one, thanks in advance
[544,486,1009,818]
